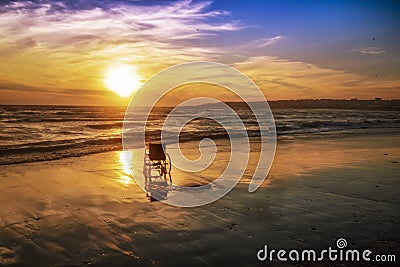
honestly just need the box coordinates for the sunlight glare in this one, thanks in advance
[104,64,141,97]
[118,151,134,186]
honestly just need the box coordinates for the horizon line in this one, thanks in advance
[1,98,399,108]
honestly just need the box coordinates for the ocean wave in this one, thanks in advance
[1,106,399,165]
[85,122,123,130]
[7,117,122,123]
[0,137,122,165]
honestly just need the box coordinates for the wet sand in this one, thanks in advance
[0,132,399,266]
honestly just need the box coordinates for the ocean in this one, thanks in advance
[0,105,399,165]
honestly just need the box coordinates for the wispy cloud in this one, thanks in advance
[349,46,387,55]
[234,56,400,100]
[0,0,243,53]
[0,0,244,102]
[1,1,397,105]
[247,35,284,48]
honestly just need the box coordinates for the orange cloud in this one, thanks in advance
[234,56,400,100]
[0,0,244,105]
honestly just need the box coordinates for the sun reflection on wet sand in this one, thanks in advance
[118,151,134,186]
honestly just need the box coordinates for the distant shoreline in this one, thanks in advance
[211,99,400,111]
[1,99,400,110]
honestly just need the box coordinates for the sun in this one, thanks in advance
[104,64,141,97]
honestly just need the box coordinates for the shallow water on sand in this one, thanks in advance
[0,134,399,266]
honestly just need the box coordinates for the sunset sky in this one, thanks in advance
[0,0,399,105]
